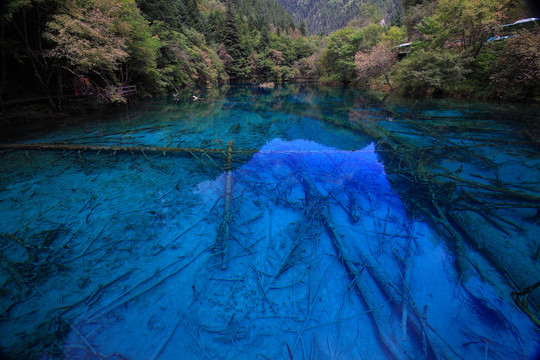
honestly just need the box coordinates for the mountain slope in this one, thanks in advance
[277,0,402,34]
[234,0,296,30]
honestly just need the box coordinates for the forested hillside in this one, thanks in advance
[0,0,539,114]
[0,0,313,111]
[277,0,401,34]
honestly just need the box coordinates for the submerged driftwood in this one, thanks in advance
[297,173,445,360]
[214,140,234,269]
[358,115,540,324]
[0,143,232,155]
[449,210,540,313]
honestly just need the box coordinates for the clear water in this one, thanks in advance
[1,84,539,359]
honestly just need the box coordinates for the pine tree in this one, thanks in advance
[222,2,250,78]
[223,3,241,50]
[185,0,201,29]
[299,20,307,36]
[259,25,270,51]
[136,0,182,29]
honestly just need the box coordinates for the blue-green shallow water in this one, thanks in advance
[1,84,539,359]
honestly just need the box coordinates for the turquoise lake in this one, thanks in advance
[1,84,539,359]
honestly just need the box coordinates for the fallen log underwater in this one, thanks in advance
[358,115,540,326]
[0,142,381,157]
[295,172,465,360]
[214,140,234,269]
[0,142,236,155]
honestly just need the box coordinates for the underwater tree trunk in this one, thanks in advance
[449,210,540,307]
[356,114,540,324]
[298,174,434,359]
[0,25,5,113]
[214,140,235,269]
[11,8,57,112]
[56,67,62,112]
[0,143,234,155]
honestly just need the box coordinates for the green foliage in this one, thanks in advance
[232,0,295,31]
[151,22,227,88]
[45,0,129,74]
[44,0,163,94]
[381,26,407,45]
[490,29,540,100]
[402,1,437,34]
[416,0,509,57]
[394,49,473,95]
[362,23,385,48]
[452,47,493,97]
[358,3,382,27]
[320,27,364,84]
[257,25,270,51]
[2,0,537,107]
[206,8,226,44]
[135,0,185,29]
[394,0,539,100]
[220,4,251,78]
[276,0,401,35]
[319,22,395,85]
[299,20,307,36]
[292,36,314,59]
[136,0,204,32]
[125,14,162,93]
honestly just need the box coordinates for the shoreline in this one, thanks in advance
[2,83,539,143]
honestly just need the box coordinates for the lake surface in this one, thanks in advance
[1,84,539,359]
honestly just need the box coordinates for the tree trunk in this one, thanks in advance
[384,73,393,91]
[56,67,63,112]
[14,8,57,112]
[0,24,6,113]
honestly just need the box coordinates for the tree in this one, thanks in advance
[355,40,397,90]
[292,35,313,60]
[45,0,130,81]
[184,0,202,30]
[136,0,183,29]
[418,0,509,57]
[402,1,436,34]
[218,42,234,74]
[2,0,64,111]
[151,21,227,88]
[45,0,166,98]
[320,27,364,84]
[394,49,473,95]
[362,22,384,48]
[207,9,226,43]
[223,4,241,50]
[122,1,162,93]
[490,29,540,99]
[358,3,382,27]
[381,26,407,45]
[257,25,270,51]
[299,20,307,36]
[222,3,250,78]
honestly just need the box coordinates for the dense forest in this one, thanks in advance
[0,0,539,115]
[276,0,402,34]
